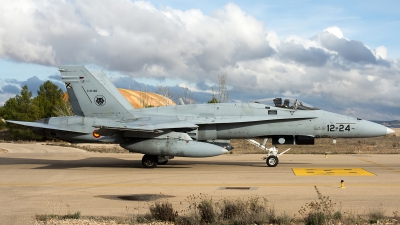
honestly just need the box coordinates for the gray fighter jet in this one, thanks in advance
[7,66,395,168]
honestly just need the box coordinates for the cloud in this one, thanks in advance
[0,0,274,78]
[0,76,66,97]
[278,41,330,67]
[0,1,399,120]
[195,81,212,91]
[323,26,343,39]
[48,74,62,81]
[375,46,387,60]
[0,84,20,94]
[318,31,377,64]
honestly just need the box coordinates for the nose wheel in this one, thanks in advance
[246,139,291,167]
[266,155,279,167]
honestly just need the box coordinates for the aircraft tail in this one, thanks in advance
[59,66,134,119]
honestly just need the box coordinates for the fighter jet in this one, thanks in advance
[7,66,395,168]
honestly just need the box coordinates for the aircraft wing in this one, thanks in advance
[6,120,87,134]
[94,120,198,135]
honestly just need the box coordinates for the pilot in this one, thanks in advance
[283,99,290,108]
[273,98,282,107]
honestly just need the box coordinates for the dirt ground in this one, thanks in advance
[393,128,400,136]
[32,131,400,156]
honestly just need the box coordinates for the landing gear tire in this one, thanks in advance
[158,160,168,165]
[142,155,158,168]
[266,156,279,167]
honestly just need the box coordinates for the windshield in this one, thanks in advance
[257,97,319,110]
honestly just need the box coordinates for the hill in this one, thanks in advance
[372,120,400,128]
[63,88,176,108]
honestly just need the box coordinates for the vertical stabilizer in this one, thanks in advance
[66,87,84,116]
[59,66,134,119]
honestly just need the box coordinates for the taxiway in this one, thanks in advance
[0,143,399,224]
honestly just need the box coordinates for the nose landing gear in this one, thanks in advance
[246,139,291,167]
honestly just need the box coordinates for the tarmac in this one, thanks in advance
[0,142,399,224]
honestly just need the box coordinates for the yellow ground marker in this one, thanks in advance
[292,168,375,176]
[340,180,346,188]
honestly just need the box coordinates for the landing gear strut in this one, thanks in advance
[158,160,168,165]
[246,139,291,167]
[157,156,173,165]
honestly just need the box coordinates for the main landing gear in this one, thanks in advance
[246,139,292,167]
[141,155,173,168]
[142,155,158,168]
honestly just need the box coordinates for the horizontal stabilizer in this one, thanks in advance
[6,120,87,134]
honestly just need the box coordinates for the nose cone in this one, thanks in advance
[387,128,395,135]
[358,120,393,137]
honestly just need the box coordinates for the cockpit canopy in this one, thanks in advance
[258,98,319,110]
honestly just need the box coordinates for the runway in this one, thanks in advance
[0,143,399,224]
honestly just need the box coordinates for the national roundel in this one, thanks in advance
[93,130,101,138]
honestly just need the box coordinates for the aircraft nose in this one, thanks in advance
[387,128,395,135]
[358,120,393,137]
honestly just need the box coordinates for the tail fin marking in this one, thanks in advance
[59,66,134,119]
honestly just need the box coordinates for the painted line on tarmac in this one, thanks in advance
[1,182,399,187]
[359,158,400,174]
[292,168,375,176]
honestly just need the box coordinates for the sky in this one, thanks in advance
[0,0,399,120]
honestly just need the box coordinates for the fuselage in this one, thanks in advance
[33,102,390,143]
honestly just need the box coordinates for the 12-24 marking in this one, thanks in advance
[327,124,350,132]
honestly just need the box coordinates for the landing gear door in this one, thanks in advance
[197,124,217,140]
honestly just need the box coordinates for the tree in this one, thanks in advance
[208,72,229,103]
[0,81,70,140]
[0,85,40,140]
[157,85,174,106]
[34,81,64,118]
[208,96,219,103]
[0,119,6,130]
[1,85,40,122]
[178,87,195,105]
[52,99,74,116]
[217,72,229,103]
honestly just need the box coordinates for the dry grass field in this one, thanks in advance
[40,132,400,155]
[231,134,400,154]
[393,128,400,136]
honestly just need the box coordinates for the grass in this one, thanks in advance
[149,200,178,222]
[368,206,386,224]
[298,186,336,225]
[36,211,81,221]
[35,195,400,225]
[44,141,130,153]
[71,143,129,153]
